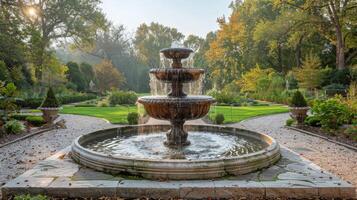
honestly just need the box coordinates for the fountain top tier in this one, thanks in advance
[160,47,193,68]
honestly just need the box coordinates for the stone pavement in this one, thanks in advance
[231,113,357,193]
[1,146,355,199]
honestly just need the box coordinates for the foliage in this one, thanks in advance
[345,82,357,115]
[127,112,139,125]
[213,113,225,124]
[25,116,45,127]
[40,87,60,108]
[0,82,19,120]
[312,97,351,130]
[134,22,184,67]
[95,60,126,93]
[344,125,357,142]
[323,84,347,96]
[108,91,138,106]
[304,116,321,127]
[66,62,86,91]
[207,89,236,104]
[285,118,295,126]
[293,53,325,91]
[14,194,48,200]
[290,91,307,107]
[4,120,24,134]
[74,104,97,107]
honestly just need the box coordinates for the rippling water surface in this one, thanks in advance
[85,131,267,160]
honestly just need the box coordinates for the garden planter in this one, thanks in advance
[39,107,61,124]
[290,107,309,125]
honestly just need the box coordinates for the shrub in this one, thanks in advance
[14,194,48,200]
[290,91,307,107]
[25,116,45,127]
[213,113,225,124]
[127,112,139,125]
[344,126,357,142]
[286,118,295,126]
[324,83,347,96]
[99,102,108,107]
[10,114,29,121]
[40,87,60,108]
[4,120,24,134]
[109,91,137,106]
[312,98,351,130]
[304,115,321,127]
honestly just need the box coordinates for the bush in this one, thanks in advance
[25,116,45,127]
[344,126,357,142]
[99,102,108,107]
[286,118,295,126]
[290,91,307,107]
[109,91,137,106]
[304,115,321,127]
[127,112,139,125]
[312,98,351,130]
[4,120,24,134]
[10,114,29,121]
[207,89,237,104]
[213,113,225,124]
[324,83,347,96]
[14,194,48,200]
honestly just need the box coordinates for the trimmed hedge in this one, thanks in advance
[17,94,97,108]
[26,116,45,127]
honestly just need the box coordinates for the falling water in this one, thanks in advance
[151,48,204,96]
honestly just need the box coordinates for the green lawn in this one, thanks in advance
[60,105,139,124]
[209,105,289,124]
[57,104,288,124]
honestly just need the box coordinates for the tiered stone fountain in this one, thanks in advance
[71,48,281,180]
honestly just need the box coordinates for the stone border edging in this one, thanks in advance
[286,126,357,152]
[0,128,53,149]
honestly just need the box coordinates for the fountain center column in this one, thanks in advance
[164,119,190,147]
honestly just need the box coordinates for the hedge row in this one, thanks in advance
[16,94,97,108]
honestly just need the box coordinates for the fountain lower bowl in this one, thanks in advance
[137,96,215,121]
[71,125,280,180]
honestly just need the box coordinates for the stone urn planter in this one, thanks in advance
[289,106,309,125]
[39,107,61,124]
[39,87,61,125]
[289,90,309,125]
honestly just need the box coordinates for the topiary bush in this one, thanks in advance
[214,113,225,124]
[109,91,138,106]
[290,91,307,107]
[40,87,60,108]
[25,116,45,127]
[127,112,139,125]
[4,120,24,134]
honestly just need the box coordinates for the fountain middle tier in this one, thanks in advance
[150,68,204,83]
[137,95,215,121]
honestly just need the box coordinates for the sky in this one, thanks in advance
[100,0,233,38]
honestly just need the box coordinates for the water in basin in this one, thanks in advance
[84,131,267,160]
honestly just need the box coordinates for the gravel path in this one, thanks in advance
[231,113,357,189]
[1,113,356,192]
[0,114,115,186]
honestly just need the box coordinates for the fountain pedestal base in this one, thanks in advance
[164,120,190,147]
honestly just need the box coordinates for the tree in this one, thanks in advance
[80,62,96,88]
[134,22,184,68]
[20,0,107,81]
[293,53,325,90]
[277,0,357,70]
[94,60,126,92]
[66,62,86,91]
[238,65,277,92]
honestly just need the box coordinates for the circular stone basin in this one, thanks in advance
[150,68,204,83]
[71,125,280,180]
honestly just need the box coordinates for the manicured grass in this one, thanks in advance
[57,104,288,124]
[209,105,289,124]
[60,105,139,124]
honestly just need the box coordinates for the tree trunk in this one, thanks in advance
[295,36,303,68]
[336,30,345,70]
